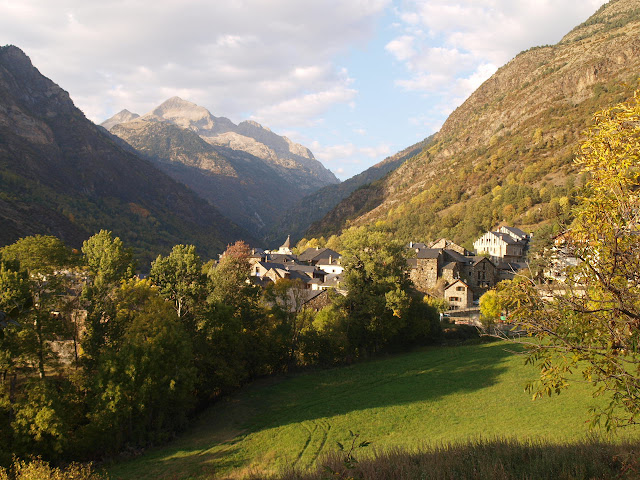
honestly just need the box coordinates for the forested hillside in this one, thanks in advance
[0,46,252,261]
[308,0,640,248]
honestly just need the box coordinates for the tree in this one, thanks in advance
[264,278,311,368]
[0,236,73,378]
[80,231,135,365]
[88,279,195,451]
[206,241,268,377]
[338,227,412,355]
[81,230,135,287]
[504,92,640,429]
[150,244,205,321]
[207,241,260,323]
[479,290,501,331]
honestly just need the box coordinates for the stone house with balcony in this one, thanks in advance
[444,279,474,309]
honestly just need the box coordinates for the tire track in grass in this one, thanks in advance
[293,422,316,468]
[307,419,331,469]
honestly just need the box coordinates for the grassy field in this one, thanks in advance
[107,340,639,479]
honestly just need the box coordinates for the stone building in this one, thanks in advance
[444,279,474,309]
[473,226,530,263]
[407,240,499,303]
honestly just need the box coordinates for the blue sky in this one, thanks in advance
[0,0,607,180]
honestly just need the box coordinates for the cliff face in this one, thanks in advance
[0,46,252,260]
[309,0,640,246]
[103,97,339,238]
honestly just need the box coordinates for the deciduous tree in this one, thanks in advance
[504,92,640,429]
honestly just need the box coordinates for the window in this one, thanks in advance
[449,296,460,302]
[456,286,465,291]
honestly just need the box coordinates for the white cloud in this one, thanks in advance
[310,141,393,179]
[385,35,416,61]
[388,1,609,88]
[250,83,358,128]
[0,0,390,123]
[386,0,608,136]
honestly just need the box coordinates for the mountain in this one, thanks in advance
[135,96,337,189]
[264,136,433,244]
[100,109,139,131]
[309,0,640,248]
[108,118,306,235]
[102,97,339,238]
[0,45,252,262]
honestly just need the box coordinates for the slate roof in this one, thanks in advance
[501,226,528,238]
[298,247,341,263]
[496,261,527,271]
[267,253,298,263]
[494,232,518,244]
[472,256,496,267]
[444,278,470,291]
[416,248,442,259]
[442,261,457,270]
[257,261,286,271]
[443,249,471,264]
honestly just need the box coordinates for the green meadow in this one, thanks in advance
[107,341,638,479]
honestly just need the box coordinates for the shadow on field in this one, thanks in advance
[244,341,517,431]
[110,342,520,479]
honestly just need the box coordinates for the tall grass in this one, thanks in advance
[265,438,640,480]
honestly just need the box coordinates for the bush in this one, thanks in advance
[442,323,480,342]
[0,458,106,480]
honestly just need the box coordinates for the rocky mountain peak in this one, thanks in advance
[239,119,271,132]
[106,96,339,189]
[142,96,236,135]
[100,109,140,131]
[0,45,73,116]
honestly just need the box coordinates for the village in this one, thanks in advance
[245,225,533,320]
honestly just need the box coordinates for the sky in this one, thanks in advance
[0,0,608,180]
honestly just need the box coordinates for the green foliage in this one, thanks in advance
[0,458,106,480]
[338,227,413,355]
[82,230,135,286]
[207,241,260,321]
[1,236,73,275]
[479,290,502,330]
[10,379,82,460]
[150,244,204,320]
[504,92,640,429]
[88,279,195,452]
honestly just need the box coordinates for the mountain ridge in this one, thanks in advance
[104,96,338,190]
[0,45,253,261]
[103,96,339,238]
[307,0,640,247]
[266,136,433,244]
